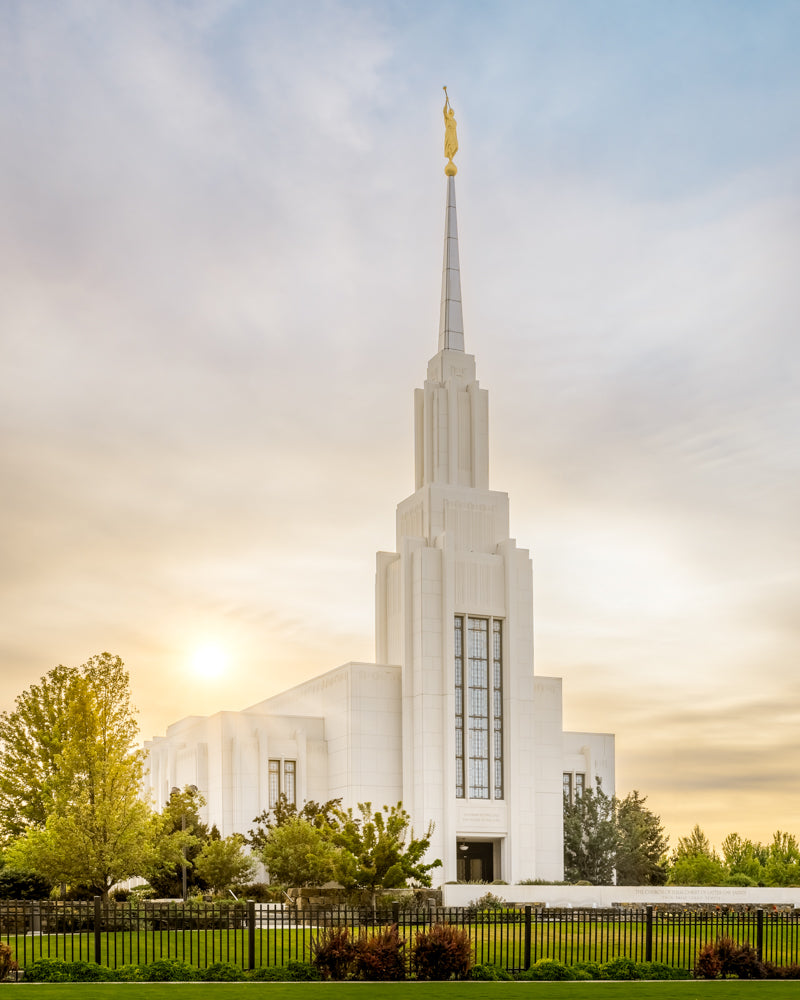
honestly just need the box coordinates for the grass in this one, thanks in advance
[10,984,800,999]
[6,920,800,973]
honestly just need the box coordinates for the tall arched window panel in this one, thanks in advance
[454,615,504,799]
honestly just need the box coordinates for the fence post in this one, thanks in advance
[391,902,400,926]
[645,906,653,963]
[247,900,256,971]
[524,906,532,971]
[93,896,102,965]
[756,908,764,963]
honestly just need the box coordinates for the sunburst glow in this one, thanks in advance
[191,645,228,680]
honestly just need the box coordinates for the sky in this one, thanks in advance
[2,0,799,853]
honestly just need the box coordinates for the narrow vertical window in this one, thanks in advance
[454,616,504,801]
[575,772,585,798]
[492,619,503,799]
[563,772,573,803]
[454,616,465,798]
[468,617,489,798]
[284,759,296,805]
[268,759,280,808]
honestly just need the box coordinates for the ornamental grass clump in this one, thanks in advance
[353,923,406,981]
[411,922,472,980]
[311,926,357,980]
[695,937,766,980]
[0,943,18,982]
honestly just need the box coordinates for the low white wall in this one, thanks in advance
[442,884,800,909]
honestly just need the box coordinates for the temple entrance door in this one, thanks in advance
[456,841,494,882]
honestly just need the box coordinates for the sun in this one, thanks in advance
[190,644,228,680]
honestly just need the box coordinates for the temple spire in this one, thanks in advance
[439,89,464,352]
[438,178,464,352]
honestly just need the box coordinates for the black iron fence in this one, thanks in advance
[2,899,799,973]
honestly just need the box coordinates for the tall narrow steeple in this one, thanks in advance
[438,175,464,353]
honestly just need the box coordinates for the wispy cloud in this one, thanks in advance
[1,0,798,846]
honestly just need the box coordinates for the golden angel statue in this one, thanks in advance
[443,87,458,175]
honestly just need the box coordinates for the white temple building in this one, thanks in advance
[145,158,614,884]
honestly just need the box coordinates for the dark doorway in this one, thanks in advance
[456,840,494,882]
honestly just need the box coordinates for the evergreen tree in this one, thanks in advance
[615,791,669,885]
[563,779,617,884]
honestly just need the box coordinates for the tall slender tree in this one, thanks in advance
[5,654,155,897]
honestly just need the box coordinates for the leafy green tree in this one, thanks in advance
[248,795,342,852]
[668,853,727,885]
[5,654,155,897]
[258,816,346,887]
[673,825,715,860]
[667,825,726,886]
[721,833,765,885]
[0,664,79,843]
[563,779,617,884]
[763,831,800,886]
[194,834,257,894]
[329,802,441,890]
[254,799,441,889]
[615,791,669,885]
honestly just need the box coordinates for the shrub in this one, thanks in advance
[573,961,601,980]
[249,966,287,981]
[23,959,71,983]
[0,867,52,899]
[727,942,765,980]
[695,937,766,980]
[600,957,641,980]
[468,891,507,911]
[637,961,689,980]
[284,960,323,981]
[65,961,118,982]
[239,882,278,902]
[763,963,800,979]
[0,943,18,982]
[353,923,406,981]
[116,965,146,981]
[141,959,200,981]
[695,942,722,979]
[248,961,320,982]
[468,963,513,980]
[412,923,472,980]
[201,962,246,981]
[311,926,357,980]
[528,959,575,980]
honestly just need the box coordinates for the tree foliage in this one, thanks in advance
[194,834,257,894]
[0,664,78,843]
[615,791,669,886]
[253,798,441,889]
[329,802,441,890]
[149,786,210,897]
[564,784,668,886]
[563,779,618,884]
[4,654,155,897]
[258,816,345,887]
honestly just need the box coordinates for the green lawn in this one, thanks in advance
[11,984,800,999]
[6,921,800,973]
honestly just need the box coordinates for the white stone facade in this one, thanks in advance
[145,174,615,884]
